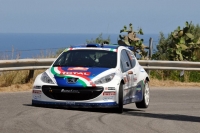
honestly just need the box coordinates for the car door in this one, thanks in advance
[120,49,133,104]
[126,50,139,87]
[126,50,141,102]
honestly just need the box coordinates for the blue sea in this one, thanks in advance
[0,33,160,59]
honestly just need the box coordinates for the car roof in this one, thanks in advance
[70,44,134,51]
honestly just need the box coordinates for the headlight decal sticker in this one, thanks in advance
[50,67,95,87]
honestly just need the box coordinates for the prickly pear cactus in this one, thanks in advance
[168,21,200,61]
[118,23,149,59]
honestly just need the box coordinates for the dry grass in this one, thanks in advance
[0,49,57,92]
[0,70,44,92]
[0,82,32,92]
[149,78,200,87]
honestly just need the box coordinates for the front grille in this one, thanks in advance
[42,85,104,100]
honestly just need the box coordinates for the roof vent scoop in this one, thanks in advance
[86,44,99,47]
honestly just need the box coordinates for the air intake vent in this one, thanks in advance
[86,44,100,47]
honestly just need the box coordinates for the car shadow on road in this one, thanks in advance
[24,104,200,122]
[123,110,200,123]
[23,104,144,114]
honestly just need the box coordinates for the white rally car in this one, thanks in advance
[32,44,150,113]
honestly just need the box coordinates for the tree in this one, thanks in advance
[152,32,171,60]
[118,23,149,60]
[153,21,200,61]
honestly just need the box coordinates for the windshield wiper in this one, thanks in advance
[53,65,71,67]
[52,64,62,67]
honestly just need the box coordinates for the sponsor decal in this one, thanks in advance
[60,71,91,76]
[33,90,42,100]
[68,67,89,71]
[51,67,96,87]
[33,95,41,100]
[32,90,42,94]
[104,87,115,90]
[61,89,80,93]
[103,96,114,101]
[103,92,116,96]
[108,87,115,90]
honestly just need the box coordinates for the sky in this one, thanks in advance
[0,0,200,34]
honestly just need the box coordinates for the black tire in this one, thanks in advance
[135,81,150,108]
[116,83,123,113]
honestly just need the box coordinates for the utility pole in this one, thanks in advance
[147,38,153,75]
[149,38,153,60]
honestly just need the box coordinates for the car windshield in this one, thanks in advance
[53,49,117,68]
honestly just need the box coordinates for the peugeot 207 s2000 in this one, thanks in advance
[32,44,150,113]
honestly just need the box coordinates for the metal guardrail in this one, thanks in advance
[0,58,54,71]
[139,60,200,71]
[1,58,200,81]
[1,58,200,71]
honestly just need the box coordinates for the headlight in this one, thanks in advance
[41,72,54,84]
[94,73,115,85]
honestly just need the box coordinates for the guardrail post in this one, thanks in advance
[26,70,34,82]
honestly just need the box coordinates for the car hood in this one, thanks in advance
[49,66,112,87]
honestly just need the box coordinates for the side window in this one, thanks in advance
[126,50,136,68]
[120,50,132,72]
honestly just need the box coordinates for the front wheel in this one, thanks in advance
[116,83,123,113]
[135,81,150,108]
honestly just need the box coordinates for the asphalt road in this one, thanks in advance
[0,87,200,133]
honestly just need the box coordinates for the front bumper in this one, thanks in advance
[32,84,119,108]
[32,73,120,108]
[32,100,118,108]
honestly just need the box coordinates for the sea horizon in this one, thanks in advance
[0,33,160,59]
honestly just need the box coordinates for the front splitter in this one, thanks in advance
[32,100,118,108]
